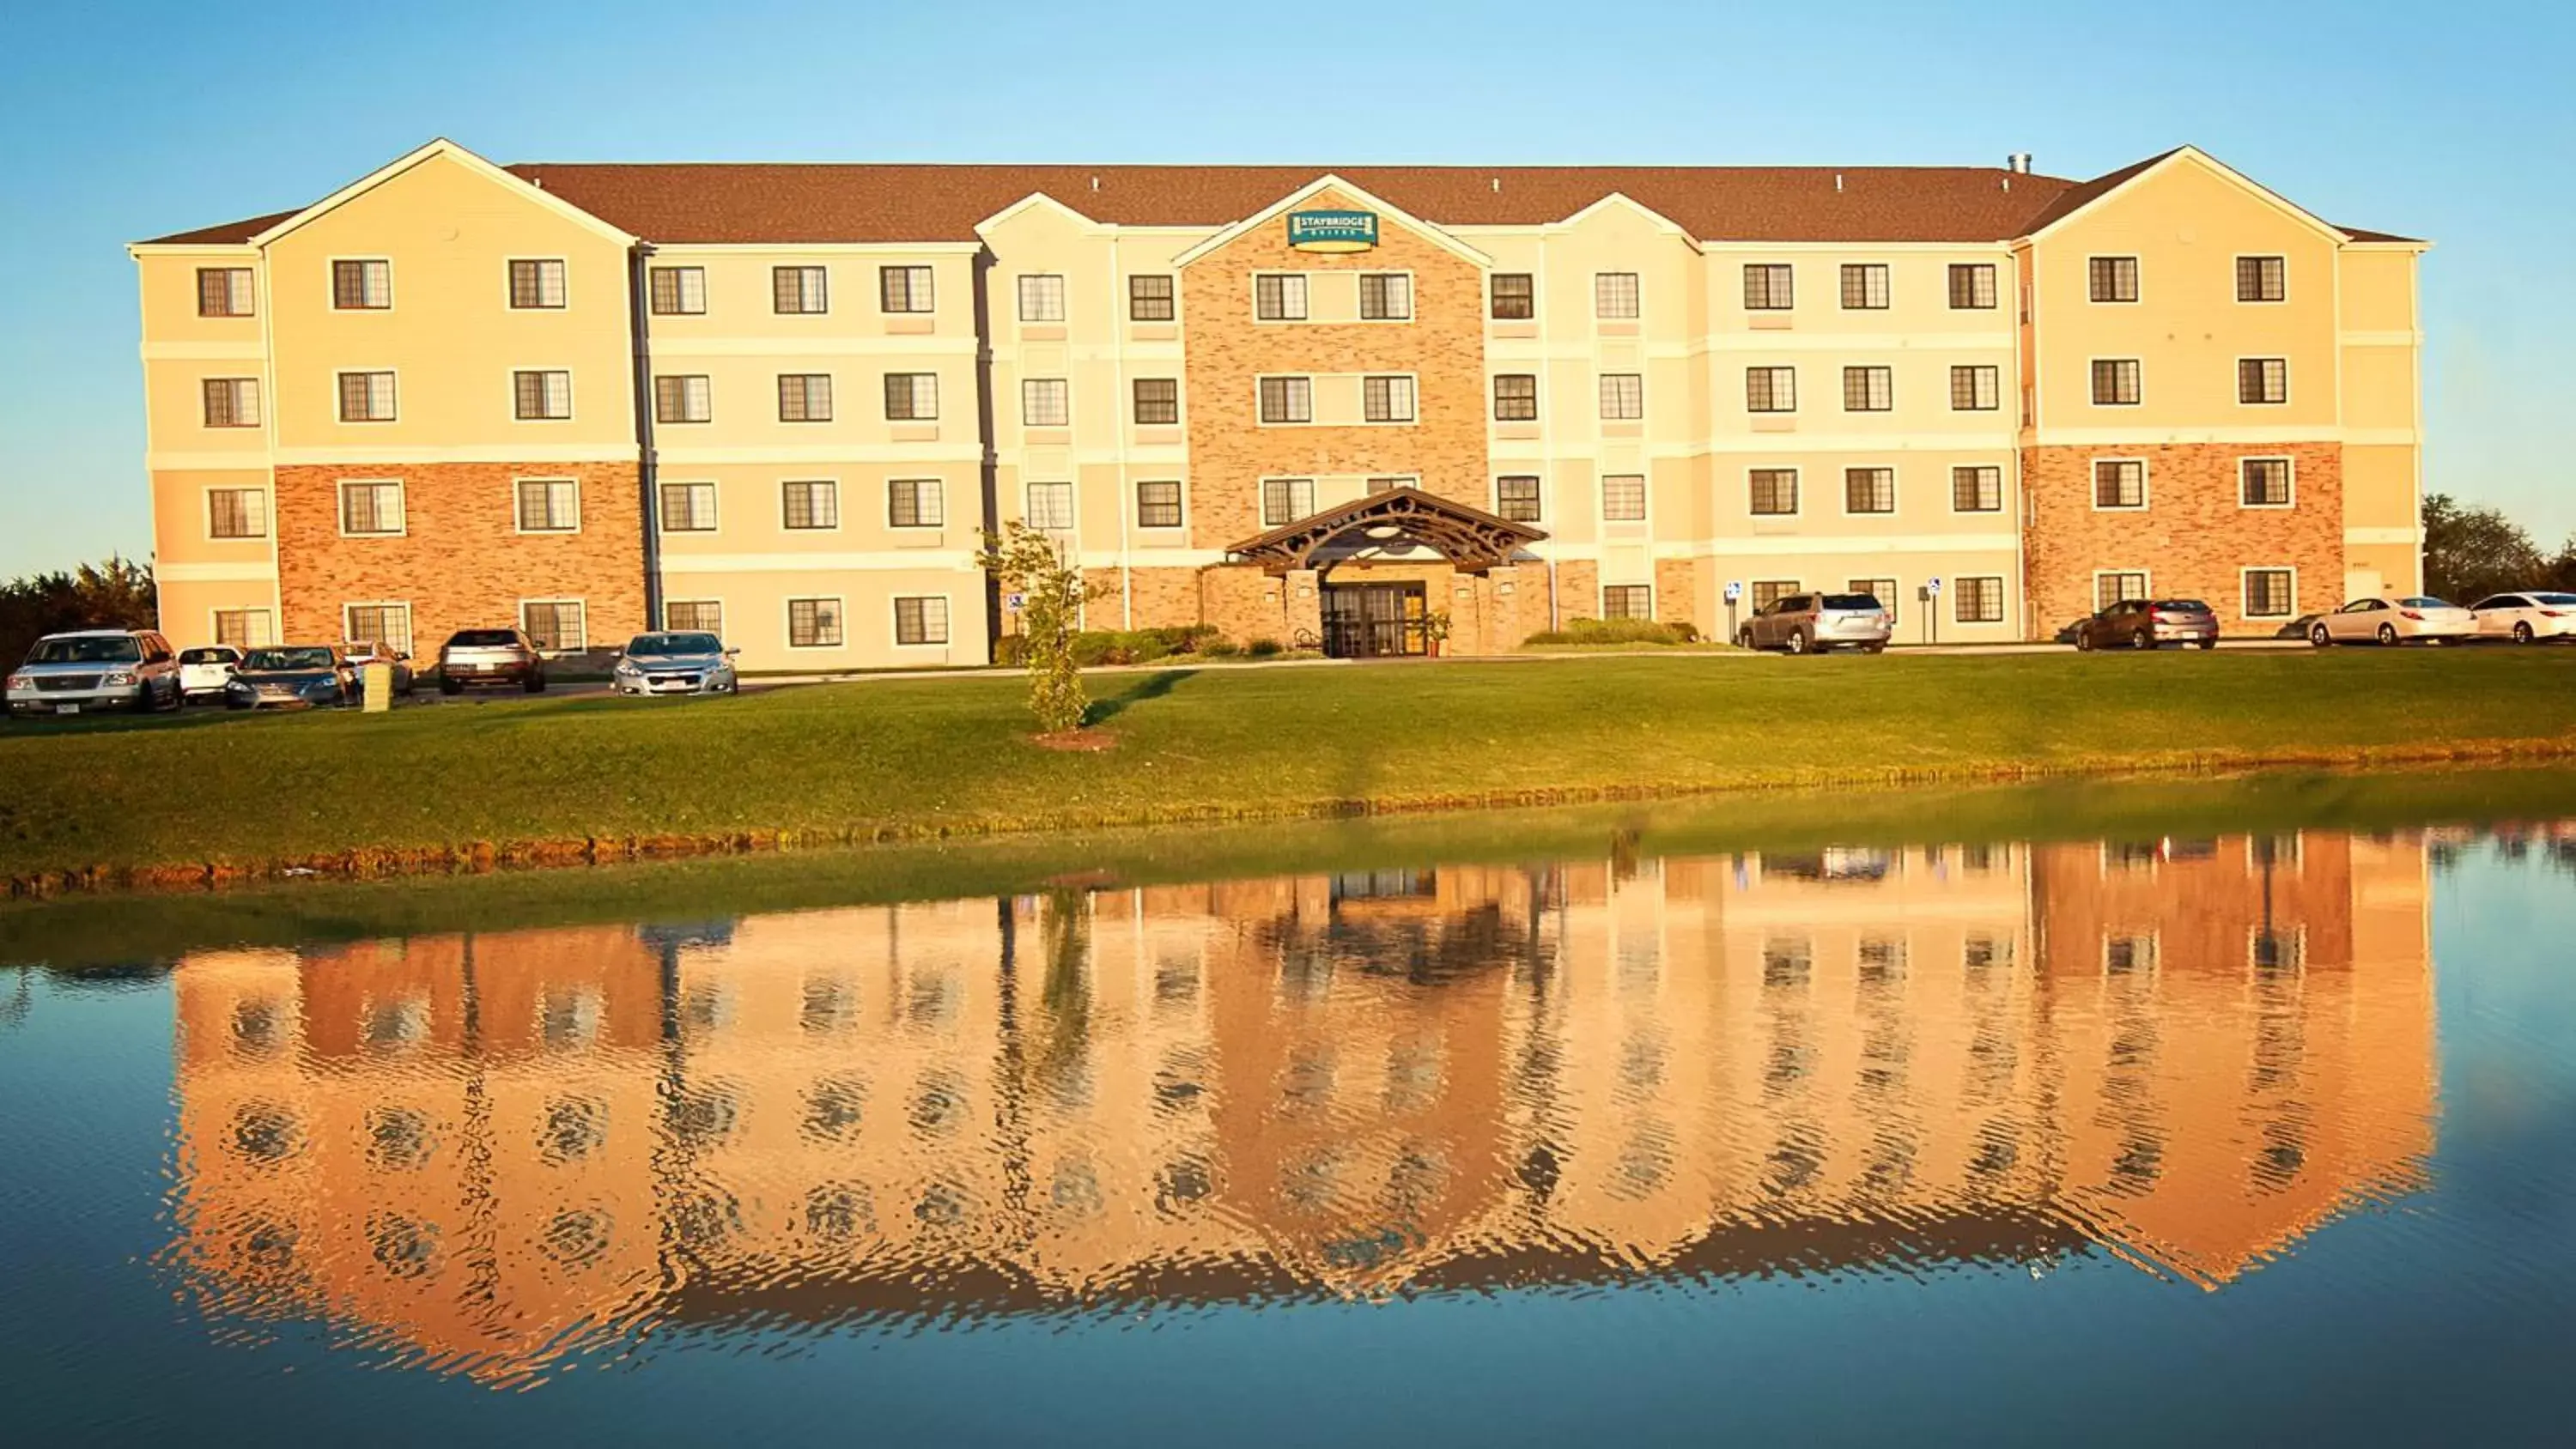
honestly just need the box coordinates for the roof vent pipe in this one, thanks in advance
[1090,175,1100,191]
[1491,177,1499,193]
[1834,173,1844,192]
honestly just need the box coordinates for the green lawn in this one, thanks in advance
[5,648,2576,883]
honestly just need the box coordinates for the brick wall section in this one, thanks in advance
[2022,443,2342,636]
[1555,561,1601,626]
[1655,558,1701,637]
[275,459,646,652]
[1181,188,1492,548]
[1081,566,1201,632]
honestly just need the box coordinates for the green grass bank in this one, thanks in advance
[6,649,2576,888]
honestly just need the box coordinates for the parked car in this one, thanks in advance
[2467,592,2576,644]
[4,628,183,717]
[1736,592,1892,654]
[611,631,740,696]
[339,640,416,697]
[2071,598,2219,651]
[178,645,246,703]
[223,645,359,709]
[2308,596,2475,646]
[436,627,546,694]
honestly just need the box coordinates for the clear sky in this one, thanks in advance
[0,0,2564,578]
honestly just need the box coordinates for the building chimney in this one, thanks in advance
[2008,153,2033,174]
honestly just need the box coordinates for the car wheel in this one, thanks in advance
[2310,623,2331,647]
[1736,628,1755,650]
[2515,621,2535,645]
[1862,643,1886,655]
[439,677,463,696]
[2196,639,2217,650]
[2129,630,2155,651]
[1785,629,1809,656]
[2378,623,2399,646]
[526,672,547,694]
[2075,629,2095,652]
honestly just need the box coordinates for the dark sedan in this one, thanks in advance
[2071,597,2220,651]
[224,646,359,709]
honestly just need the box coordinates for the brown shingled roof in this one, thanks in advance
[136,208,302,246]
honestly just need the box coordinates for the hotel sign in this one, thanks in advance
[1286,209,1378,253]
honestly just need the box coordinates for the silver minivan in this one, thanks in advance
[5,628,185,717]
[1736,592,1893,655]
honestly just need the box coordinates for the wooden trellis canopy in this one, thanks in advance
[1224,487,1547,576]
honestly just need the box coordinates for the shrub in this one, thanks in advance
[1201,638,1242,658]
[1245,638,1284,658]
[1523,616,1699,647]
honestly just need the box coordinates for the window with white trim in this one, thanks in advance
[1017,274,1066,322]
[1601,475,1646,522]
[1746,367,1795,413]
[2087,256,2140,303]
[1359,273,1411,320]
[654,374,711,423]
[1493,373,1537,421]
[1849,579,1898,624]
[1363,375,1415,422]
[649,266,706,315]
[2237,256,2287,303]
[1953,576,2004,623]
[338,480,404,535]
[1601,585,1651,619]
[507,258,566,310]
[203,377,260,427]
[1839,264,1890,310]
[515,478,580,533]
[660,481,716,532]
[1026,482,1074,530]
[197,267,255,317]
[778,373,832,421]
[1133,378,1179,424]
[2096,572,2149,611]
[521,600,586,653]
[2245,568,2296,619]
[1749,469,1798,516]
[1262,477,1315,526]
[2093,459,2146,509]
[1952,465,2002,513]
[880,265,933,313]
[331,259,390,310]
[1022,378,1069,427]
[1258,376,1312,423]
[773,266,829,314]
[1751,579,1799,611]
[665,600,722,634]
[1842,367,1893,412]
[781,480,839,530]
[2091,359,2142,406]
[1490,273,1534,319]
[1595,272,1640,318]
[2239,357,2288,405]
[1255,274,1308,321]
[1949,365,1999,411]
[1128,275,1175,320]
[344,603,412,654]
[208,488,267,539]
[2241,457,2293,507]
[1136,480,1182,529]
[337,371,395,421]
[212,609,273,649]
[1947,263,1997,310]
[1599,373,1643,420]
[884,373,937,420]
[893,597,949,646]
[513,369,571,421]
[787,597,843,647]
[888,478,944,528]
[1495,476,1541,523]
[1844,467,1894,515]
[1742,264,1793,310]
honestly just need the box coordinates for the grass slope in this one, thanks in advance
[4,649,2575,880]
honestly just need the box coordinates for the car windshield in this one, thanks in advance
[179,648,234,664]
[243,647,335,671]
[447,629,519,648]
[26,636,142,664]
[2398,597,2451,609]
[1820,594,1880,611]
[628,633,722,658]
[2152,600,2210,613]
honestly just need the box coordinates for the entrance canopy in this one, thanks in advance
[1224,487,1546,576]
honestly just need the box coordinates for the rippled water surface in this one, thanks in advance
[4,797,2573,1444]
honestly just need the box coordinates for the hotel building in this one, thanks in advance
[131,141,2425,668]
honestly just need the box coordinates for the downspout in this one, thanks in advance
[1539,228,1560,631]
[1110,232,1133,629]
[973,251,1003,648]
[628,243,660,631]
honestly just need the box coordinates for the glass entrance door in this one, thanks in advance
[1321,583,1429,658]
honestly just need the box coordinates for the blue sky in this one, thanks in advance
[1,0,2564,578]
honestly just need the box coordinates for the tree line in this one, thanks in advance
[1,557,155,667]
[2422,494,2576,605]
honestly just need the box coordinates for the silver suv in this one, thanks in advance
[6,628,185,717]
[1737,592,1893,655]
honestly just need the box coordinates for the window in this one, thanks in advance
[1496,476,1542,523]
[1844,467,1895,514]
[515,478,580,533]
[654,374,711,424]
[649,265,706,315]
[2241,457,2293,507]
[778,373,833,422]
[1363,374,1415,422]
[879,265,933,313]
[1128,274,1175,321]
[1136,480,1183,529]
[337,370,396,421]
[1839,264,1890,310]
[1849,579,1897,623]
[2245,568,2296,619]
[1743,264,1793,310]
[1595,272,1640,318]
[331,259,390,309]
[1601,474,1647,521]
[197,267,254,317]
[1954,576,2004,623]
[508,259,566,309]
[2239,358,2288,405]
[208,488,267,539]
[1367,476,1413,494]
[1491,273,1534,319]
[1359,273,1412,319]
[1751,579,1799,611]
[660,481,717,532]
[1493,373,1538,421]
[1026,482,1073,530]
[774,265,829,313]
[1259,376,1312,423]
[1952,464,2002,512]
[1017,274,1066,323]
[521,600,586,653]
[1949,365,2000,411]
[1255,274,1308,320]
[1133,377,1179,424]
[2093,459,2146,509]
[202,377,260,427]
[1749,468,1799,516]
[2091,359,2142,406]
[1022,378,1069,427]
[2088,256,2140,303]
[1842,366,1893,412]
[1599,373,1643,420]
[1746,367,1796,413]
[888,478,944,528]
[1262,477,1315,525]
[884,373,938,420]
[787,597,842,648]
[344,603,412,654]
[212,609,273,648]
[1602,585,1651,619]
[1948,263,1997,310]
[2237,255,2287,303]
[2096,572,2150,610]
[894,597,950,646]
[338,480,404,536]
[513,369,572,421]
[781,480,840,530]
[665,600,722,634]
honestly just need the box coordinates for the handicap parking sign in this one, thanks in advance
[1723,580,1743,603]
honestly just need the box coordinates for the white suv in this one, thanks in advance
[5,628,185,718]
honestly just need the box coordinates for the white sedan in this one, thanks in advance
[2468,591,2576,644]
[2309,596,2476,646]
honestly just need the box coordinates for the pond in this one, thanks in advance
[3,773,2572,1444]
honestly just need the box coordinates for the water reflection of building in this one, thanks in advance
[168,831,2434,1380]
